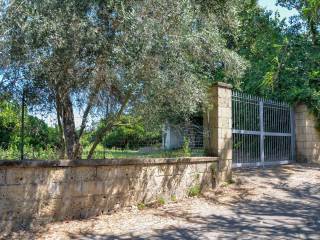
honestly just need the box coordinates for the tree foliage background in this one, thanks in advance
[0,0,319,159]
[236,0,319,127]
[0,0,246,159]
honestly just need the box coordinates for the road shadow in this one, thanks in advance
[66,164,320,240]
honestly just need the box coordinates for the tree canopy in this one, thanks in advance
[236,0,319,127]
[0,0,319,160]
[0,0,247,159]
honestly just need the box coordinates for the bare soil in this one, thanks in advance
[4,164,320,240]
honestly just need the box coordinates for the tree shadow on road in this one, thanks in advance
[66,164,320,240]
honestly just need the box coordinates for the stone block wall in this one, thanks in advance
[295,104,320,163]
[204,82,232,183]
[0,157,217,233]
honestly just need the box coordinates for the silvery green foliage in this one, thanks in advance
[0,0,247,157]
[121,0,247,123]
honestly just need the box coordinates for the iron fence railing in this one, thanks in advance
[232,91,295,167]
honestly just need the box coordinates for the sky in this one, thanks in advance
[259,0,298,20]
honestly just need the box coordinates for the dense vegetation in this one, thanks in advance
[0,0,247,159]
[0,0,319,159]
[0,100,60,149]
[236,0,319,127]
[0,100,163,158]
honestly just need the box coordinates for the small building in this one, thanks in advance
[162,119,204,150]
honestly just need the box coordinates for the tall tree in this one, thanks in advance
[277,0,320,46]
[0,0,247,159]
[237,0,320,127]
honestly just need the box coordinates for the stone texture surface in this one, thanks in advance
[295,104,320,163]
[204,83,233,184]
[4,164,320,240]
[0,157,217,233]
[0,169,6,185]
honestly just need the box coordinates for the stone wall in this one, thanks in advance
[295,104,320,163]
[0,157,217,233]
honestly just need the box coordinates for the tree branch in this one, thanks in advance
[86,91,132,160]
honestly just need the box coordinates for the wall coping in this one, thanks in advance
[215,82,233,89]
[0,157,218,168]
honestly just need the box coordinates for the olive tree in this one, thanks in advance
[0,0,246,159]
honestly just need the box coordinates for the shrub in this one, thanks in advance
[182,137,191,157]
[157,197,165,206]
[137,203,146,210]
[188,185,201,197]
[171,195,177,202]
[101,115,161,149]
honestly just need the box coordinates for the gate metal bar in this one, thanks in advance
[232,130,292,137]
[232,91,295,168]
[259,101,265,166]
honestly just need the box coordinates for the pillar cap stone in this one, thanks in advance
[214,82,233,89]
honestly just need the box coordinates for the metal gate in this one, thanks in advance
[232,91,295,167]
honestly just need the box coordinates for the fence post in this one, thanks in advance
[203,82,233,184]
[20,87,26,161]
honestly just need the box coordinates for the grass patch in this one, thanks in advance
[0,145,59,160]
[0,144,205,160]
[157,197,165,206]
[171,195,177,202]
[81,148,204,159]
[188,185,201,197]
[147,196,166,208]
[220,179,236,188]
[137,203,146,210]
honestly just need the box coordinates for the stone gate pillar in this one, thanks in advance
[295,104,320,163]
[204,82,233,184]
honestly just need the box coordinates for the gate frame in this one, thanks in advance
[231,93,296,168]
[203,83,298,178]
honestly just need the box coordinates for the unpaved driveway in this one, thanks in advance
[6,164,320,239]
